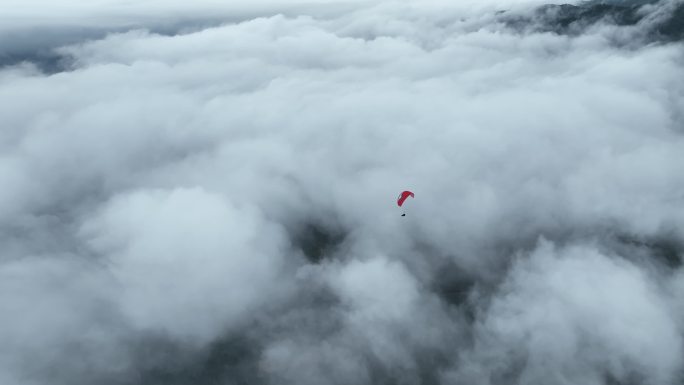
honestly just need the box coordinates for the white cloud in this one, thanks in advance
[0,0,683,384]
[80,187,288,344]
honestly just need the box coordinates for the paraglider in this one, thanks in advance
[397,190,414,216]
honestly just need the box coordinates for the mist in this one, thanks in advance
[1,0,683,384]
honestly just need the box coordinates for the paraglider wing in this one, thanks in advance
[397,190,414,207]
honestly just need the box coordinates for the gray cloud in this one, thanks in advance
[449,240,682,385]
[0,0,683,384]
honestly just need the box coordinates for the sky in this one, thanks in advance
[0,0,683,384]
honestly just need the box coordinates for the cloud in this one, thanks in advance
[449,240,682,385]
[80,187,289,345]
[0,0,683,384]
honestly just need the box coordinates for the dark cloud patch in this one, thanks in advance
[502,0,684,43]
[0,21,231,74]
[613,232,684,269]
[431,262,477,308]
[655,2,684,41]
[130,333,262,385]
[293,222,347,264]
[0,27,112,74]
[534,3,644,30]
[0,51,74,75]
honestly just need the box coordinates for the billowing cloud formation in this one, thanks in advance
[452,241,682,385]
[1,0,683,384]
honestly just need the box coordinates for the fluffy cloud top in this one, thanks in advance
[0,0,683,384]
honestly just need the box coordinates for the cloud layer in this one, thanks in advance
[1,0,683,384]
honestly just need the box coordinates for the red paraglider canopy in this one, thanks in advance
[397,190,414,207]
